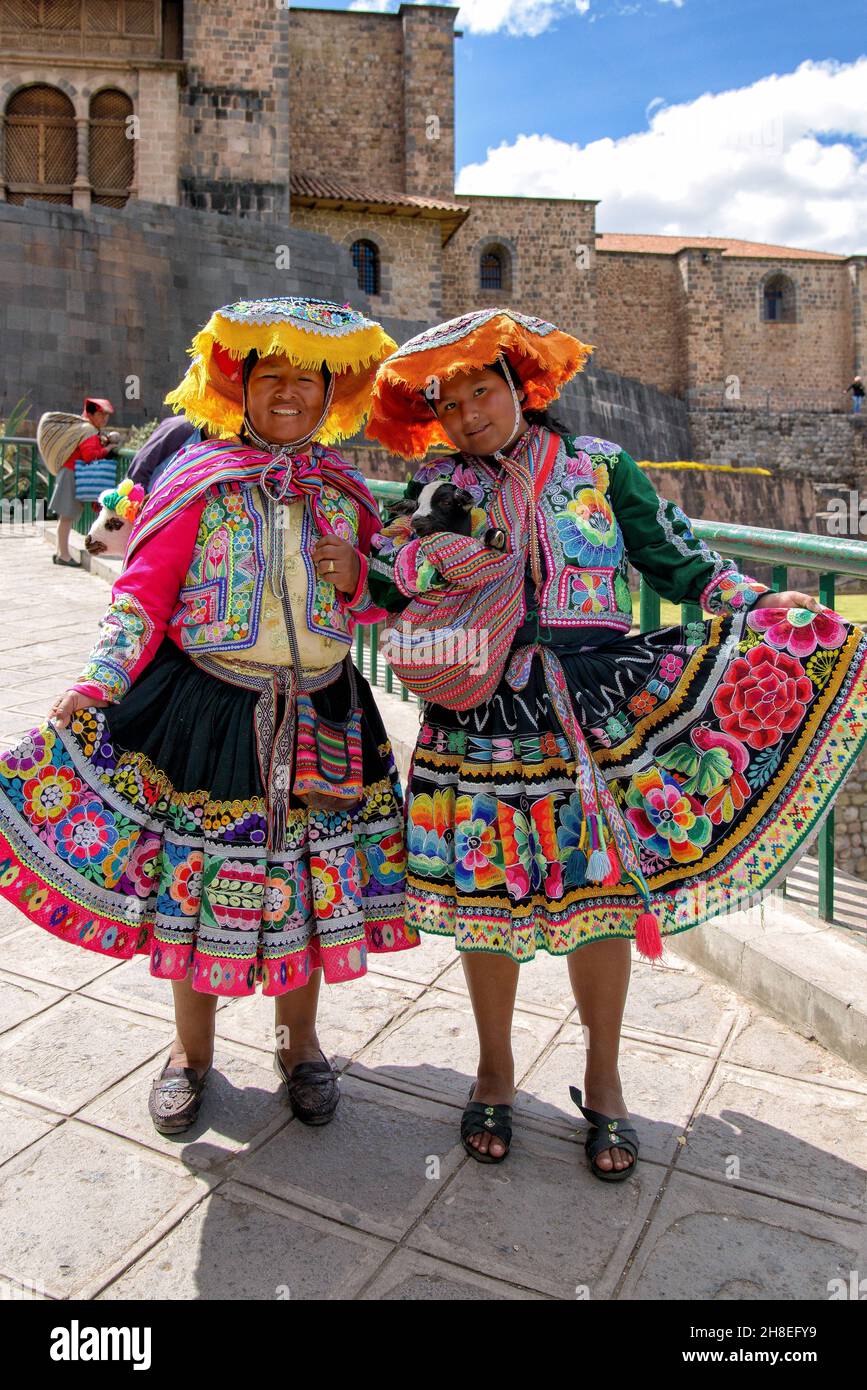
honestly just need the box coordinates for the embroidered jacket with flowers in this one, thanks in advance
[367,431,770,624]
[72,470,384,704]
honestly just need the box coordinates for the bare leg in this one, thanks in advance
[460,952,519,1158]
[567,936,633,1173]
[169,972,218,1077]
[56,516,74,562]
[274,967,323,1070]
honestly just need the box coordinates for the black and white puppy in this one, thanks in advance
[404,481,506,550]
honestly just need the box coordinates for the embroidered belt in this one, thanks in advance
[504,642,653,908]
[191,651,343,854]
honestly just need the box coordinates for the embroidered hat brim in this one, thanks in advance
[164,296,398,444]
[366,308,594,458]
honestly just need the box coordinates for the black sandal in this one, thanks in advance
[569,1086,639,1182]
[274,1047,340,1126]
[148,1055,211,1135]
[460,1083,513,1164]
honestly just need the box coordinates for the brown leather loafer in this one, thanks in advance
[148,1056,211,1135]
[274,1048,339,1125]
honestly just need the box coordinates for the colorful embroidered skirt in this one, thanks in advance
[404,607,867,961]
[0,637,416,996]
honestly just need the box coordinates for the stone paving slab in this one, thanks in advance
[0,1120,214,1300]
[231,1074,469,1242]
[215,969,425,1064]
[434,948,579,1019]
[78,1040,291,1174]
[0,1092,63,1167]
[1,924,121,990]
[349,991,562,1106]
[678,1064,867,1220]
[357,1248,548,1301]
[616,1170,867,1301]
[724,1007,867,1092]
[81,953,232,1024]
[97,1183,392,1302]
[0,994,172,1113]
[0,968,65,1035]
[516,1021,719,1165]
[408,1123,665,1300]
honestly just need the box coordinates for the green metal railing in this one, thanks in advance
[4,439,866,924]
[0,437,131,534]
[0,436,46,513]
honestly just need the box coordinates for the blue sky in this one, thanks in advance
[452,0,865,163]
[307,1,867,251]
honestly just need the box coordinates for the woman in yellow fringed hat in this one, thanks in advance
[0,297,418,1134]
[364,308,867,1179]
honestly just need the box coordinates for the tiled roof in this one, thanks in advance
[290,173,469,227]
[290,173,469,244]
[595,232,846,261]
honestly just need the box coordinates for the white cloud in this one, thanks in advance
[348,0,592,38]
[455,59,867,253]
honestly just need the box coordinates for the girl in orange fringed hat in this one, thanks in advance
[321,307,867,1181]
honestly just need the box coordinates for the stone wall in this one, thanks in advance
[596,247,862,407]
[290,206,443,322]
[400,4,457,200]
[0,200,371,426]
[442,195,597,343]
[556,365,692,463]
[595,251,685,396]
[289,8,404,191]
[836,761,867,879]
[689,409,867,484]
[0,61,180,207]
[717,257,853,404]
[179,0,290,219]
[289,4,456,199]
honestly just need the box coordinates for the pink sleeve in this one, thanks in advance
[334,504,387,626]
[71,497,205,703]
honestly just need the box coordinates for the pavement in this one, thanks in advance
[0,530,865,1302]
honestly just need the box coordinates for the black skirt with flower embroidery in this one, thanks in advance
[403,607,867,961]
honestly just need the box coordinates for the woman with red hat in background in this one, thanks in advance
[41,396,120,567]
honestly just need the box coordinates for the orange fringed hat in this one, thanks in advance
[165,296,398,445]
[366,308,594,458]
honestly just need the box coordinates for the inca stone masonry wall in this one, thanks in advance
[0,200,379,426]
[715,255,855,402]
[835,760,867,880]
[689,410,867,484]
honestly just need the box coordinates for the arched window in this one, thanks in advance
[479,242,513,294]
[480,248,503,291]
[89,88,134,206]
[351,239,380,296]
[762,273,796,323]
[4,85,76,205]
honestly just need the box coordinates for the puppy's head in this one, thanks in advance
[411,481,474,537]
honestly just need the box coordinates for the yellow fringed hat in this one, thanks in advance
[366,308,594,458]
[165,296,398,445]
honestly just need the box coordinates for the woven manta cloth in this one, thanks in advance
[404,607,867,960]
